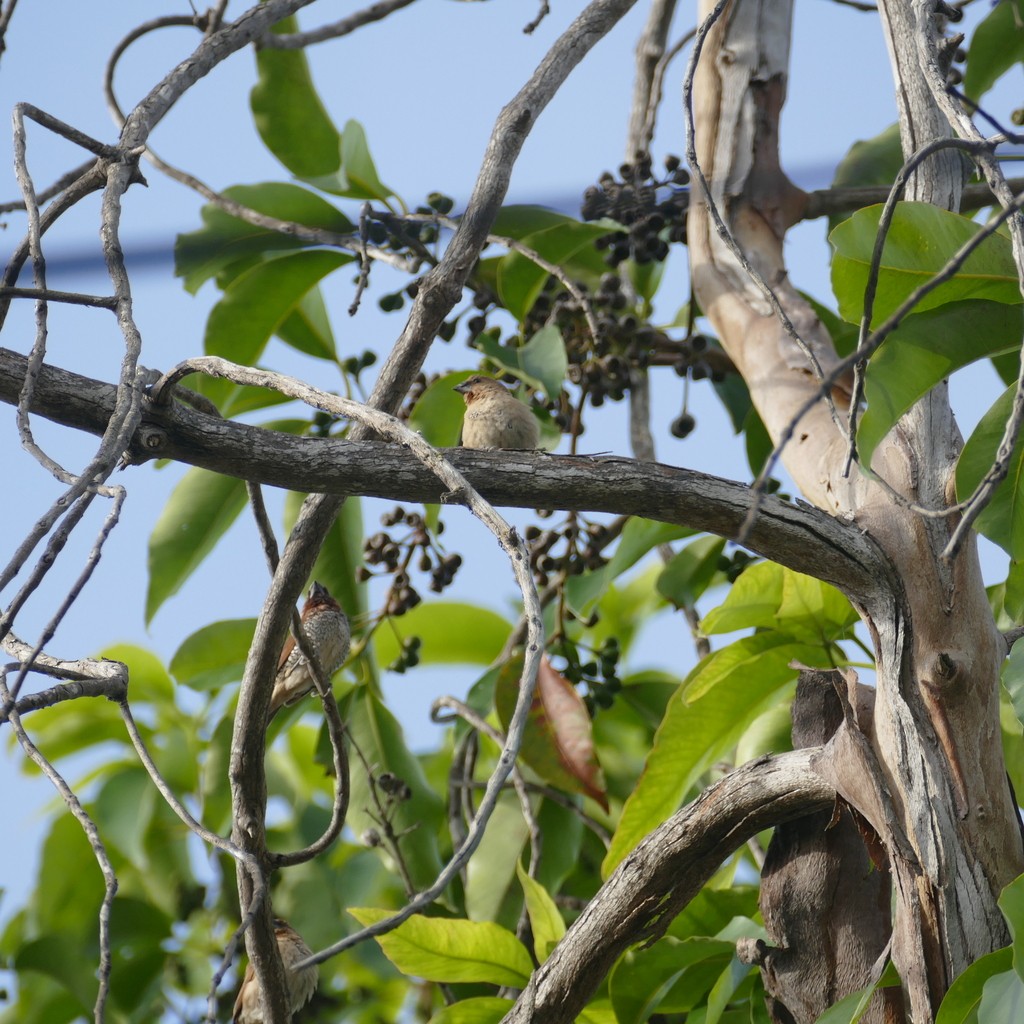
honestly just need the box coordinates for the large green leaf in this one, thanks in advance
[936,948,1013,1024]
[348,908,533,986]
[517,863,565,962]
[303,121,396,202]
[828,123,903,233]
[409,371,475,447]
[169,618,257,691]
[565,519,694,616]
[956,385,1024,558]
[284,492,368,621]
[251,17,342,178]
[374,602,511,668]
[978,969,1024,1023]
[1003,640,1024,732]
[830,203,1020,325]
[146,468,248,623]
[174,182,353,294]
[343,688,444,891]
[275,285,337,361]
[94,768,156,867]
[603,632,827,874]
[701,561,855,647]
[858,301,1023,467]
[610,936,733,1024]
[199,248,350,406]
[428,998,514,1024]
[463,796,529,923]
[1000,873,1024,983]
[963,0,1024,102]
[496,220,611,321]
[477,325,568,401]
[656,535,726,608]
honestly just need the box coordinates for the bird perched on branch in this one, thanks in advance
[454,375,540,450]
[269,581,350,718]
[233,917,318,1024]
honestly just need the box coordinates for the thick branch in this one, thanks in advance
[500,750,836,1024]
[0,347,888,604]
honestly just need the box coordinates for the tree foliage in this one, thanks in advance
[4,2,1024,1024]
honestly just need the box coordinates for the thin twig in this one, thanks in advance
[259,0,418,47]
[1,668,119,1023]
[151,353,546,970]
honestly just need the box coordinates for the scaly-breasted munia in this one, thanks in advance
[268,581,350,718]
[233,917,318,1024]
[454,375,540,450]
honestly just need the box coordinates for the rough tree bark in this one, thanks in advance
[688,0,1023,1020]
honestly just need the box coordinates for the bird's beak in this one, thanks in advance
[309,581,328,600]
[454,381,470,394]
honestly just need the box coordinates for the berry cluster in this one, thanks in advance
[553,637,622,716]
[358,507,462,617]
[526,516,613,592]
[581,154,689,267]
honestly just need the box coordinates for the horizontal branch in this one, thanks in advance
[0,346,890,603]
[501,750,836,1024]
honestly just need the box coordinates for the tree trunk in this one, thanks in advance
[688,0,1024,1018]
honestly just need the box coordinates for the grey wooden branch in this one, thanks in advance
[499,750,836,1024]
[0,345,888,606]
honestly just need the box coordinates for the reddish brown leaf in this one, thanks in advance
[495,654,609,811]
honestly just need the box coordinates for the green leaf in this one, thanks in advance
[428,997,514,1024]
[348,908,533,986]
[517,862,566,962]
[603,633,827,874]
[15,935,95,1013]
[999,873,1024,983]
[956,384,1024,557]
[701,561,855,646]
[496,220,611,320]
[275,285,337,361]
[937,948,1013,1024]
[174,182,353,294]
[565,519,694,617]
[97,644,173,704]
[464,796,529,923]
[656,535,726,608]
[477,325,568,401]
[251,18,342,178]
[343,689,444,890]
[705,956,751,1024]
[146,468,248,623]
[169,618,257,691]
[829,123,903,232]
[284,492,368,621]
[610,937,733,1024]
[1002,640,1024,739]
[303,120,396,202]
[94,768,156,866]
[830,203,1021,325]
[410,371,475,447]
[964,0,1024,102]
[199,249,351,406]
[858,301,1023,467]
[978,968,1024,1023]
[374,602,512,668]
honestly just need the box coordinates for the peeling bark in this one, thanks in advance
[688,1,1023,1018]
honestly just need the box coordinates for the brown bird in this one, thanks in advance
[269,581,350,718]
[233,917,318,1024]
[454,375,540,450]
